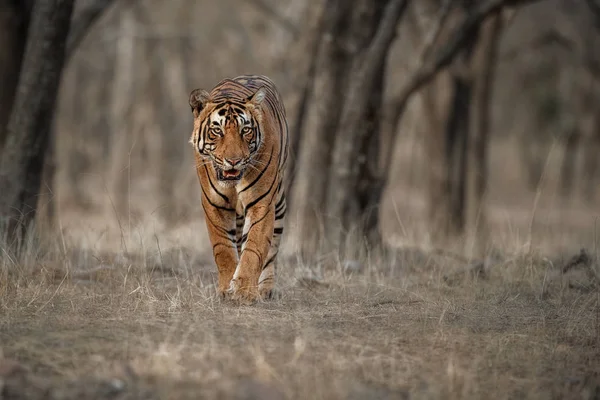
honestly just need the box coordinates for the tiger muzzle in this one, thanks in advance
[214,160,245,181]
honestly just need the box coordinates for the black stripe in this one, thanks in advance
[226,228,236,236]
[204,164,230,204]
[237,233,248,245]
[262,252,277,270]
[200,184,234,212]
[275,195,286,213]
[203,210,235,242]
[245,171,278,211]
[244,247,263,265]
[240,149,273,193]
[273,227,283,235]
[248,208,272,231]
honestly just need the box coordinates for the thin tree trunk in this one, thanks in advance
[354,61,386,250]
[423,7,479,246]
[157,39,187,225]
[423,72,454,244]
[559,128,579,199]
[285,1,325,202]
[108,5,136,220]
[285,0,353,257]
[465,12,502,257]
[0,0,75,249]
[446,75,471,237]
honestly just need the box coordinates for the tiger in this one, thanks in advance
[188,75,289,304]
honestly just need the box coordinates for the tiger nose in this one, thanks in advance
[225,157,243,166]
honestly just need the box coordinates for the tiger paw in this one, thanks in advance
[218,287,233,302]
[258,284,279,301]
[228,276,260,305]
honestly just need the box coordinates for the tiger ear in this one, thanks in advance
[247,87,266,106]
[189,89,211,113]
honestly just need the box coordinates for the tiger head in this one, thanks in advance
[189,87,266,186]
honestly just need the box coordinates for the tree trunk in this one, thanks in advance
[108,5,136,221]
[284,0,353,257]
[424,48,476,245]
[285,1,324,202]
[325,0,408,254]
[446,75,471,237]
[156,39,188,226]
[559,127,579,199]
[38,0,117,229]
[37,129,57,233]
[582,112,600,203]
[0,0,32,154]
[423,72,454,244]
[0,0,75,249]
[465,12,502,257]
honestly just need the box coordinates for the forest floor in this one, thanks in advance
[1,228,599,400]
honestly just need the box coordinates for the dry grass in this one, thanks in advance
[1,210,599,400]
[3,137,600,399]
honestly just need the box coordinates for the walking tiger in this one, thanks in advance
[188,75,288,303]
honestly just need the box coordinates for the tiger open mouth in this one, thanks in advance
[216,167,244,181]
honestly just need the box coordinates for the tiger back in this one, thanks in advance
[188,75,288,303]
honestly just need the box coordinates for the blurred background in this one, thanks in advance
[1,0,599,262]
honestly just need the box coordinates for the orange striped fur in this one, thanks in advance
[188,75,288,303]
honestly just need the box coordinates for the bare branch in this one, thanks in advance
[402,0,543,106]
[381,0,453,171]
[586,0,600,27]
[500,30,575,62]
[419,0,453,63]
[499,29,600,80]
[66,0,117,59]
[383,0,546,167]
[246,0,300,38]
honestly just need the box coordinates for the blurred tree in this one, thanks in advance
[383,1,526,254]
[286,0,408,258]
[288,0,543,260]
[37,0,118,230]
[0,0,117,232]
[465,11,504,256]
[0,0,75,249]
[0,0,33,155]
[509,2,600,203]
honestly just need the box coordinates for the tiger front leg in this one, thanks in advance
[229,205,274,304]
[201,198,238,299]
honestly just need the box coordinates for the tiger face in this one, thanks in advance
[189,87,266,187]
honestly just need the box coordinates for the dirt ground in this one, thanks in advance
[1,230,599,400]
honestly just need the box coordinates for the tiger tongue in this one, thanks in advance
[223,169,239,177]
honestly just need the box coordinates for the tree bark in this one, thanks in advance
[422,72,454,244]
[0,0,75,249]
[285,1,324,202]
[465,12,503,256]
[37,0,117,231]
[421,6,479,246]
[0,0,33,154]
[446,75,471,237]
[285,0,353,256]
[325,0,408,252]
[559,127,579,199]
[108,4,137,220]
